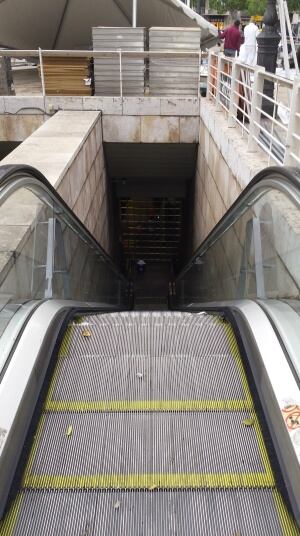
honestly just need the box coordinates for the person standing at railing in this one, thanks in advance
[218,20,244,57]
[239,17,259,66]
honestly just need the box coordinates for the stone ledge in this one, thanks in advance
[0,95,200,117]
[1,110,101,187]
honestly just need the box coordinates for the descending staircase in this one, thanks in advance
[1,312,298,535]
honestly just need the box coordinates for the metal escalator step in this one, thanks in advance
[46,313,250,409]
[23,411,273,489]
[61,313,235,360]
[47,352,247,407]
[1,312,299,535]
[2,489,299,536]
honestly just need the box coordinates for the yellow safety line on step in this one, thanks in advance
[222,322,253,408]
[23,471,275,490]
[0,492,24,536]
[58,324,74,358]
[22,414,46,481]
[273,489,300,536]
[44,398,253,412]
[252,413,275,485]
[222,320,275,485]
[43,324,74,407]
[44,358,63,408]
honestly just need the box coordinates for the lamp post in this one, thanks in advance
[256,0,281,116]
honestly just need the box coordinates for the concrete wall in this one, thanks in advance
[0,96,200,143]
[1,110,112,255]
[193,99,269,250]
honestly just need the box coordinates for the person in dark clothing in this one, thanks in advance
[219,20,244,57]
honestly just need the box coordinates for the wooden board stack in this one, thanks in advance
[41,57,92,96]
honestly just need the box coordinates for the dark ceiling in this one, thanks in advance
[104,142,197,198]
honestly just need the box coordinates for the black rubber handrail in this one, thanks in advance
[0,164,129,285]
[176,165,300,282]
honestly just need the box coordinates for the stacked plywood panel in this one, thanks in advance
[149,27,201,96]
[92,27,145,96]
[42,57,92,96]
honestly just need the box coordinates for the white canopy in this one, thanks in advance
[0,0,218,50]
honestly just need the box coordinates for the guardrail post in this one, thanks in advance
[119,49,123,99]
[38,47,46,98]
[228,60,241,127]
[132,0,137,27]
[247,66,265,152]
[207,51,212,99]
[284,76,300,166]
[215,53,222,111]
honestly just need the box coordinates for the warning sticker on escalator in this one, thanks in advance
[284,407,300,430]
[281,403,300,463]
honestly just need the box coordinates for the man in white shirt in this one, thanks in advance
[239,17,259,66]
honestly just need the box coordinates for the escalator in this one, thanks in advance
[0,164,300,535]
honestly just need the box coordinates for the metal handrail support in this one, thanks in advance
[284,77,300,166]
[45,217,55,299]
[237,217,266,299]
[207,50,212,98]
[215,53,223,111]
[228,59,241,127]
[247,66,266,152]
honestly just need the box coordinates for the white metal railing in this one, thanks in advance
[0,48,205,98]
[207,51,300,167]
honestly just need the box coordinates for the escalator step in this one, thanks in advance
[2,489,299,536]
[1,312,298,535]
[23,411,273,489]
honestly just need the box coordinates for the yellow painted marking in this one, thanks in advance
[273,490,300,536]
[221,320,275,485]
[44,358,63,407]
[0,492,24,536]
[44,325,75,406]
[58,324,74,358]
[252,414,274,484]
[22,414,46,480]
[23,471,275,490]
[222,322,253,409]
[44,324,74,406]
[45,399,253,412]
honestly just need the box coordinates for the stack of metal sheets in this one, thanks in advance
[92,27,145,96]
[149,27,201,96]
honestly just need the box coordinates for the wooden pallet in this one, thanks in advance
[41,57,92,96]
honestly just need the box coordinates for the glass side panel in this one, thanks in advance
[0,182,129,314]
[175,184,300,307]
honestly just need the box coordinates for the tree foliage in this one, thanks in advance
[208,0,245,13]
[209,0,300,15]
[246,0,265,15]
